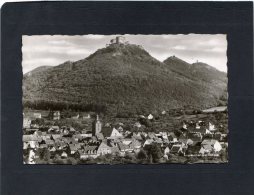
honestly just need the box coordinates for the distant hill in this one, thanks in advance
[23,43,227,116]
[164,56,227,84]
[163,56,192,80]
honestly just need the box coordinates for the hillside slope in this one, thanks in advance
[24,65,53,76]
[23,43,227,115]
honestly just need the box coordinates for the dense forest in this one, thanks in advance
[23,43,227,116]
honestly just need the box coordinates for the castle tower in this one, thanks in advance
[116,36,125,44]
[93,114,102,135]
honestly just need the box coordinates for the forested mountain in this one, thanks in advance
[163,56,227,84]
[23,43,227,116]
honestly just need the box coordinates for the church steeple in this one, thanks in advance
[93,114,102,136]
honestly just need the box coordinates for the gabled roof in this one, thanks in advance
[61,151,67,157]
[147,114,153,119]
[143,139,154,146]
[98,142,110,150]
[69,127,76,132]
[77,149,84,155]
[110,128,123,138]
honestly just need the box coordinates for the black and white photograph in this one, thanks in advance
[2,1,254,194]
[22,34,228,164]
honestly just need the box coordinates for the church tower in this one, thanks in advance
[93,114,102,135]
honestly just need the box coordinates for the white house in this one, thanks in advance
[134,122,142,128]
[208,122,216,131]
[97,142,112,155]
[147,114,153,120]
[182,122,187,130]
[53,111,61,120]
[61,151,68,158]
[110,128,123,138]
[23,117,31,128]
[161,110,166,115]
[28,149,36,164]
[196,123,201,129]
[164,146,170,155]
[23,142,29,150]
[33,113,42,119]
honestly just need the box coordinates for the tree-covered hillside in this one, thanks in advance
[23,43,227,116]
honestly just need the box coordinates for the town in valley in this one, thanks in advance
[23,106,228,164]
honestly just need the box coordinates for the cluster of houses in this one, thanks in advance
[23,111,228,164]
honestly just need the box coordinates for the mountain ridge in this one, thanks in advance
[23,43,227,116]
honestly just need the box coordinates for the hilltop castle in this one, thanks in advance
[106,36,144,49]
[110,36,129,45]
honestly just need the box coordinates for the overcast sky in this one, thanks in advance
[22,34,227,74]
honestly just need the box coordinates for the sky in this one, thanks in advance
[22,34,227,74]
